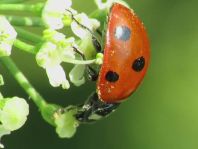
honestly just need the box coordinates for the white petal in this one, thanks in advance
[69,65,86,86]
[0,97,29,131]
[0,16,17,39]
[42,16,64,30]
[71,21,90,39]
[42,0,72,29]
[46,65,70,89]
[36,42,61,68]
[55,110,79,138]
[71,13,93,39]
[0,16,17,56]
[71,13,100,39]
[0,43,12,56]
[90,19,100,30]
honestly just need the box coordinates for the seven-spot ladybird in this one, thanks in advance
[75,3,150,122]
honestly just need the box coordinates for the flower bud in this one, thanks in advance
[0,97,29,131]
[54,107,79,138]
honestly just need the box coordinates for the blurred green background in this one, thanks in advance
[1,0,198,148]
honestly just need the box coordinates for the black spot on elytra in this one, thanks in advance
[132,56,145,72]
[105,71,119,82]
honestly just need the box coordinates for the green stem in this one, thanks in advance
[0,93,3,99]
[89,9,108,24]
[0,3,44,14]
[0,0,26,4]
[0,57,47,109]
[63,58,96,65]
[6,16,44,27]
[15,27,43,43]
[14,39,37,54]
[0,74,4,86]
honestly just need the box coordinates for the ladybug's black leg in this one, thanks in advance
[73,47,98,81]
[92,36,102,53]
[96,29,102,37]
[65,9,102,53]
[75,92,120,123]
[86,66,98,81]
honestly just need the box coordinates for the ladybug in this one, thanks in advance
[73,3,150,122]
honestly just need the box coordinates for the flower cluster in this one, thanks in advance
[0,77,29,148]
[39,0,101,89]
[0,0,129,141]
[36,29,76,89]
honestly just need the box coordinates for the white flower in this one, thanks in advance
[42,0,72,29]
[46,65,70,89]
[62,8,77,26]
[41,30,76,63]
[43,29,65,44]
[61,37,76,60]
[0,97,29,131]
[36,30,76,89]
[0,97,29,148]
[95,0,129,9]
[36,42,71,89]
[36,42,61,68]
[0,16,17,57]
[54,108,79,138]
[71,13,100,39]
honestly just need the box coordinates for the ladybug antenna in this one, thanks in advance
[72,46,85,60]
[96,29,102,36]
[65,9,95,35]
[65,9,102,52]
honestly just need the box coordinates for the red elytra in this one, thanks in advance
[97,3,150,103]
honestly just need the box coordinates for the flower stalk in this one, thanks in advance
[15,27,43,43]
[6,16,44,27]
[13,39,37,54]
[0,3,44,14]
[0,0,25,4]
[0,57,47,110]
